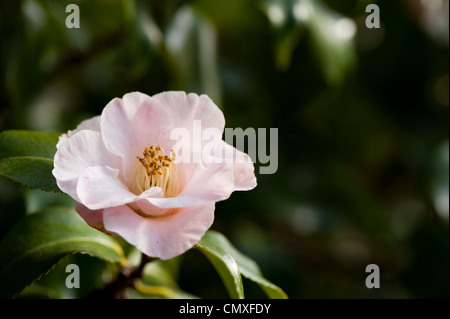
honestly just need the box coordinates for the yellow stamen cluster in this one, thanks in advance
[138,145,175,176]
[134,145,178,197]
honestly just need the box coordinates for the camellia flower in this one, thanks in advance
[53,91,257,260]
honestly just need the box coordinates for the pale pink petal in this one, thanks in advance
[56,116,101,149]
[152,91,225,134]
[214,141,257,191]
[101,91,227,190]
[52,130,121,201]
[135,199,171,216]
[75,201,106,233]
[76,165,164,210]
[100,92,172,186]
[103,202,215,260]
[142,159,235,209]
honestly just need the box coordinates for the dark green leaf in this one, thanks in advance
[0,130,61,159]
[0,157,60,192]
[199,231,288,299]
[0,130,62,192]
[0,207,125,298]
[195,234,245,299]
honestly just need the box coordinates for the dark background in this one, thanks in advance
[0,0,448,298]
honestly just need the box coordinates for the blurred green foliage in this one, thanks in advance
[0,0,448,298]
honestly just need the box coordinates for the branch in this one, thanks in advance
[86,254,153,299]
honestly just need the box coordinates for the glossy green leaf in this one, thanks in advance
[18,254,117,299]
[0,130,60,159]
[0,206,125,298]
[199,231,288,299]
[0,157,60,192]
[0,130,62,192]
[195,234,245,299]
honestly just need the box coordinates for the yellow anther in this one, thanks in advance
[134,144,178,197]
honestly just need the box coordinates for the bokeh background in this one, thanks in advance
[0,0,448,298]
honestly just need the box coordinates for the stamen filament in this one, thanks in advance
[134,145,178,197]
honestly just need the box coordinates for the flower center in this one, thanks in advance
[134,145,178,197]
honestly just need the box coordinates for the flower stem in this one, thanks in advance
[86,254,154,299]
